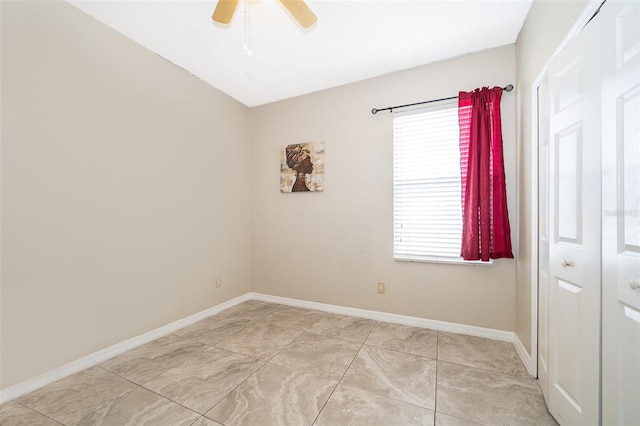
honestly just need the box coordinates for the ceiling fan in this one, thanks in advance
[212,0,318,29]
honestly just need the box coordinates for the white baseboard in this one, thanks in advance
[0,293,251,405]
[2,291,522,404]
[513,333,534,376]
[250,292,515,342]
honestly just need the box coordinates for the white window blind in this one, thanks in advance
[393,102,463,262]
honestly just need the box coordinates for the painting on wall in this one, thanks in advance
[280,142,324,193]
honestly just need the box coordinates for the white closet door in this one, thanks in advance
[547,13,601,426]
[602,1,640,425]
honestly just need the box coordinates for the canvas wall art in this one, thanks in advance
[280,142,324,192]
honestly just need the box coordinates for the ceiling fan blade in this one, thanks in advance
[212,0,240,24]
[280,0,317,29]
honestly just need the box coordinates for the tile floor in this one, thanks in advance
[0,300,557,426]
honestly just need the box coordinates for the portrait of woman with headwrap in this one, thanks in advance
[280,142,324,193]
[286,144,313,191]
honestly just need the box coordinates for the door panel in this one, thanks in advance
[547,13,601,425]
[602,1,640,424]
[555,125,582,243]
[554,279,582,412]
[619,88,639,254]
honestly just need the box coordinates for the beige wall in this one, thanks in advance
[250,45,517,332]
[514,0,589,355]
[0,1,251,388]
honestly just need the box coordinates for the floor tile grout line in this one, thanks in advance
[186,415,205,426]
[331,346,439,415]
[73,384,138,426]
[298,306,527,381]
[310,318,444,420]
[198,360,271,421]
[361,341,438,360]
[310,318,379,425]
[303,327,372,344]
[195,301,302,421]
[211,307,330,366]
[20,366,142,426]
[438,411,488,426]
[123,317,273,419]
[248,305,441,423]
[10,400,66,425]
[436,358,535,382]
[238,307,383,425]
[201,307,362,423]
[121,356,263,424]
[264,309,343,359]
[93,366,206,418]
[316,318,439,417]
[98,342,201,388]
[174,315,260,344]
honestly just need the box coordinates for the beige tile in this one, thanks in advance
[216,301,291,321]
[366,322,438,359]
[173,316,254,346]
[191,417,224,426]
[215,322,302,360]
[75,387,199,425]
[436,361,557,426]
[262,307,325,330]
[16,366,135,425]
[233,300,269,309]
[306,313,376,343]
[438,332,530,379]
[341,345,436,410]
[0,402,62,426]
[270,332,360,380]
[435,412,483,426]
[205,363,336,426]
[144,346,263,414]
[315,384,434,426]
[100,334,204,384]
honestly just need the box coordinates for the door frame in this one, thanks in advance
[529,0,604,377]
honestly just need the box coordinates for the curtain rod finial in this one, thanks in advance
[371,108,378,114]
[504,84,514,92]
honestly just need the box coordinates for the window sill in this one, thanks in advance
[394,257,494,266]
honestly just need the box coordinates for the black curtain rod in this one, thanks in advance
[371,84,514,115]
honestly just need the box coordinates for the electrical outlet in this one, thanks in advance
[377,282,385,294]
[215,277,222,288]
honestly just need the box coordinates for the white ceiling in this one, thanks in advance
[69,0,532,107]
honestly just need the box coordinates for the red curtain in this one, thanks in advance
[458,87,513,261]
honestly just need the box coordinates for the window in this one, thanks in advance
[393,102,464,262]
